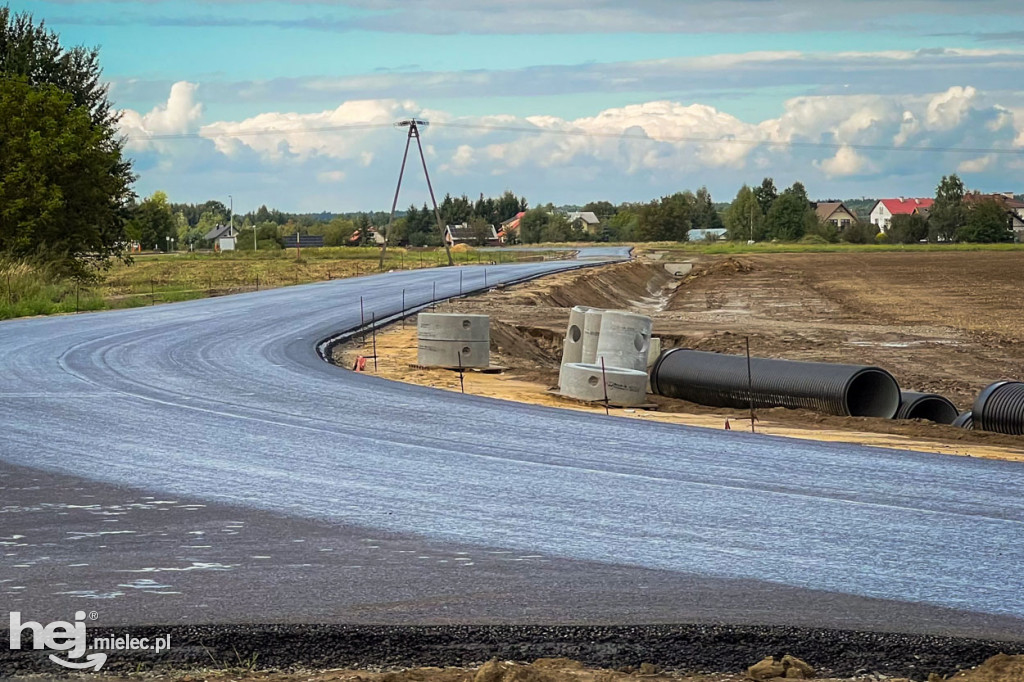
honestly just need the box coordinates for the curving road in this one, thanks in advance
[2,250,1024,635]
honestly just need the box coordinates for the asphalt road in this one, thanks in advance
[2,250,1024,638]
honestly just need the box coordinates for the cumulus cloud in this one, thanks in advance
[817,146,871,177]
[119,81,203,152]
[117,82,1023,210]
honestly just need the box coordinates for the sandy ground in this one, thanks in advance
[335,255,1024,463]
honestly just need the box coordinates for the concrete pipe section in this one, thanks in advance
[559,362,648,405]
[650,348,902,419]
[973,380,1024,435]
[895,391,960,424]
[417,312,490,368]
[580,309,604,364]
[595,311,653,373]
[558,305,593,390]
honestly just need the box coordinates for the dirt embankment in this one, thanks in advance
[335,254,1024,461]
[78,653,1024,682]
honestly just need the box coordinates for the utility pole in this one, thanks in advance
[229,194,234,236]
[380,119,454,270]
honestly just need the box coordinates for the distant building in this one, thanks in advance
[498,211,526,244]
[445,222,499,246]
[869,198,934,231]
[566,211,601,236]
[204,224,237,251]
[813,201,857,229]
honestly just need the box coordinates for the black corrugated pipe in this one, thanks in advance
[973,381,1024,435]
[650,348,901,418]
[895,391,959,424]
[952,411,974,430]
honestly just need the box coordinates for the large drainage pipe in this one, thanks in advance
[973,381,1024,435]
[895,391,959,424]
[650,348,901,419]
[952,411,974,430]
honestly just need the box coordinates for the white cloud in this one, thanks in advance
[958,155,995,173]
[317,170,346,183]
[816,146,870,178]
[118,82,1023,210]
[198,99,419,161]
[926,86,977,130]
[119,81,203,152]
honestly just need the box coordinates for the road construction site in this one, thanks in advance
[337,251,1024,460]
[4,248,1024,679]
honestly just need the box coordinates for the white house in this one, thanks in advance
[869,198,934,231]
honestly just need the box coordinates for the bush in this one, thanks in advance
[799,234,829,244]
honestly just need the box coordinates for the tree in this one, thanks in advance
[129,191,176,251]
[753,177,778,216]
[582,200,617,221]
[607,208,638,241]
[840,220,879,244]
[764,192,810,241]
[0,10,134,276]
[958,199,1013,243]
[0,78,132,276]
[692,186,725,233]
[636,193,693,242]
[724,185,763,241]
[495,191,527,223]
[887,213,928,244]
[929,174,966,242]
[468,216,493,246]
[519,209,548,244]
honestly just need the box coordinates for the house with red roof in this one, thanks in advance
[869,198,934,231]
[497,211,526,244]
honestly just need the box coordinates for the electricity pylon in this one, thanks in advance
[379,119,454,270]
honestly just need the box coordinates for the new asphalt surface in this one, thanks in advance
[2,249,1024,665]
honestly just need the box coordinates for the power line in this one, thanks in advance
[123,118,1024,156]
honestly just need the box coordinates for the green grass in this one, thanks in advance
[0,246,565,321]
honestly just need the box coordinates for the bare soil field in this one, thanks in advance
[336,252,1024,461]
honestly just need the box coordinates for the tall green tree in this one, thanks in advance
[764,189,811,241]
[518,209,549,244]
[129,191,176,251]
[753,177,778,216]
[0,78,132,275]
[929,174,966,242]
[0,9,134,275]
[692,186,725,232]
[958,199,1013,243]
[636,193,693,242]
[724,185,763,241]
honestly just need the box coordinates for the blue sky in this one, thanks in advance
[10,0,1024,212]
